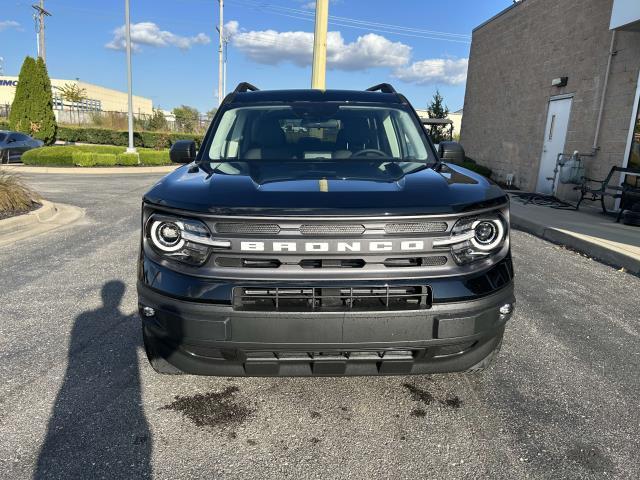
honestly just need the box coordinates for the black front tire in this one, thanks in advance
[142,325,183,375]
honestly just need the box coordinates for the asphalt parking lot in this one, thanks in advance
[1,173,639,479]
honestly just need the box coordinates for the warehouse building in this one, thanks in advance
[0,76,153,118]
[460,0,640,200]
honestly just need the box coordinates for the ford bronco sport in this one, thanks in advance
[137,83,515,376]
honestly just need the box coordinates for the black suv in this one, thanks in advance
[137,83,515,376]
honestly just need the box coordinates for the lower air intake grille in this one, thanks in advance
[299,224,365,236]
[215,223,280,235]
[234,286,431,312]
[385,222,448,234]
[383,256,447,268]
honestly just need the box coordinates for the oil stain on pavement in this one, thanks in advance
[161,385,254,429]
[403,382,463,410]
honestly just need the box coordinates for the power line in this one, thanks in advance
[224,0,471,43]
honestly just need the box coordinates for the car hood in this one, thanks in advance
[144,162,508,216]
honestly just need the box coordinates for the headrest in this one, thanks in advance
[337,118,373,149]
[254,118,286,148]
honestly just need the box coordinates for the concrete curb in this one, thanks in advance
[2,165,177,175]
[0,200,85,247]
[511,212,640,274]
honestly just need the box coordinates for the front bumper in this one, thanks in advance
[137,271,515,376]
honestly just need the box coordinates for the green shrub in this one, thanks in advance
[55,126,201,149]
[72,151,96,167]
[71,152,117,167]
[0,119,8,130]
[23,146,122,166]
[116,152,139,166]
[73,144,124,155]
[94,153,117,166]
[461,161,492,178]
[22,146,76,166]
[23,145,170,167]
[139,150,170,166]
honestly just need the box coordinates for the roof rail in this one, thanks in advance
[233,82,260,93]
[366,83,397,94]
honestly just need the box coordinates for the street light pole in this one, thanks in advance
[311,0,329,89]
[217,0,224,106]
[125,0,136,154]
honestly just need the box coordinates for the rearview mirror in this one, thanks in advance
[438,141,465,165]
[170,140,197,164]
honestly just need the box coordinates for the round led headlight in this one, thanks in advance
[471,219,505,251]
[150,220,185,252]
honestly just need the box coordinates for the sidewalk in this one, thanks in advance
[510,195,640,274]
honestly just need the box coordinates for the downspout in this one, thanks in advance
[593,30,617,152]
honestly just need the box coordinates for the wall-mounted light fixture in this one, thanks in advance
[552,77,568,87]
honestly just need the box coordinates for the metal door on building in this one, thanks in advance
[536,97,573,194]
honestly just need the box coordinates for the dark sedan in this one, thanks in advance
[0,131,44,163]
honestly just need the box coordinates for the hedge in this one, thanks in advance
[55,126,201,149]
[116,152,140,166]
[139,150,170,166]
[22,145,172,167]
[0,119,9,130]
[72,152,96,167]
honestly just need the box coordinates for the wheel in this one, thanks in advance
[141,324,183,375]
[465,337,503,375]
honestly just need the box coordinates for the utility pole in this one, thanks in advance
[216,25,229,103]
[32,1,52,62]
[311,0,329,89]
[124,0,136,154]
[217,0,224,106]
[223,36,228,98]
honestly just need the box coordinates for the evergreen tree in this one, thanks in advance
[426,90,450,144]
[8,57,36,133]
[9,56,57,145]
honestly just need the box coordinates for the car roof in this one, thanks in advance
[228,89,405,105]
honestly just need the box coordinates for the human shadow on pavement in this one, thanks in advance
[34,281,152,479]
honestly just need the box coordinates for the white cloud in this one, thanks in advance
[106,22,210,51]
[224,20,466,84]
[393,58,468,85]
[299,0,339,10]
[226,22,411,71]
[0,20,21,32]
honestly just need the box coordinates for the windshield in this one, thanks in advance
[0,134,6,142]
[207,104,435,165]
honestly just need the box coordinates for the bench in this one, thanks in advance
[576,166,640,222]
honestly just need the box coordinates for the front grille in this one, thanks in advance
[385,222,448,234]
[299,259,365,269]
[383,256,447,268]
[299,224,365,236]
[233,285,431,312]
[215,223,281,235]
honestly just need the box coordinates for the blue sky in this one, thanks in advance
[1,0,511,113]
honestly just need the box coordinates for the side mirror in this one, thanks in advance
[170,140,197,164]
[438,141,465,165]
